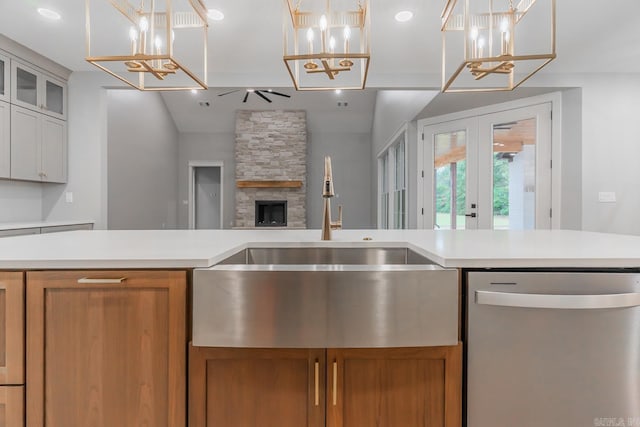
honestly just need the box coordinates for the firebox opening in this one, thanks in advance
[255,200,287,227]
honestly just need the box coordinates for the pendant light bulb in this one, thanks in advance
[139,16,149,33]
[307,28,315,42]
[344,25,351,40]
[319,15,328,31]
[470,26,478,41]
[155,36,162,50]
[329,36,336,50]
[500,18,509,33]
[129,26,138,41]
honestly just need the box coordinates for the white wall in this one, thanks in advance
[371,90,439,228]
[178,129,373,230]
[0,181,42,222]
[307,132,373,229]
[107,90,179,229]
[178,132,236,229]
[42,72,111,229]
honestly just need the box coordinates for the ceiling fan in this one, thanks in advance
[218,89,291,103]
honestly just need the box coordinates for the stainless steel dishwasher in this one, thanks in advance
[467,271,640,427]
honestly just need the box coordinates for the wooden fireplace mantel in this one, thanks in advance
[236,180,303,189]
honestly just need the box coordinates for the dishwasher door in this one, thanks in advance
[467,272,640,427]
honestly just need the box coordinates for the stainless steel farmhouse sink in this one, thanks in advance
[193,246,459,348]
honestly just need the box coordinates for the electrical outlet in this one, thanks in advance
[598,192,616,203]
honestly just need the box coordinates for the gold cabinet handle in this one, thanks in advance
[314,360,319,406]
[332,361,338,406]
[77,277,126,284]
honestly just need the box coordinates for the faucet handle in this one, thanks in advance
[331,205,343,230]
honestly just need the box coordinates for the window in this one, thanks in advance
[378,128,408,229]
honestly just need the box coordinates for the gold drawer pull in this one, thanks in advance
[77,277,126,284]
[314,360,319,406]
[332,361,338,406]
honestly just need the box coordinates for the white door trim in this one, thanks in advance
[188,161,224,230]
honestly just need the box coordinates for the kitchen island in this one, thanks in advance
[1,229,639,427]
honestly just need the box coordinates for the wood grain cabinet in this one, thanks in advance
[190,344,462,427]
[26,270,187,427]
[190,346,326,427]
[0,272,25,427]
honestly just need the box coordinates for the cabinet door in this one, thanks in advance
[10,105,41,182]
[327,345,462,427]
[0,272,24,385]
[11,61,40,112]
[0,54,9,103]
[27,270,187,427]
[0,386,24,427]
[40,115,66,183]
[41,75,66,120]
[189,345,325,427]
[0,101,9,179]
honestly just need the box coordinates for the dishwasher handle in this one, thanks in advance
[475,290,640,310]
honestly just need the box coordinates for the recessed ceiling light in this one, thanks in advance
[37,8,61,20]
[207,9,224,21]
[335,89,342,94]
[191,89,198,95]
[394,10,413,22]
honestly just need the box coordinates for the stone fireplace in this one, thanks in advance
[235,110,307,228]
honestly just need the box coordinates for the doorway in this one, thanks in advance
[419,103,552,230]
[189,162,223,229]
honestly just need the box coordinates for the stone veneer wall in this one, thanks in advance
[235,110,307,228]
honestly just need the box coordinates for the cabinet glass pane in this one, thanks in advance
[0,59,5,96]
[46,81,64,114]
[16,68,37,106]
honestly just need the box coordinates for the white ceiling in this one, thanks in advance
[1,0,639,86]
[2,1,638,133]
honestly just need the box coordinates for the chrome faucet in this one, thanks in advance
[321,156,343,240]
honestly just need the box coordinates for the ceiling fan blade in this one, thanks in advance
[255,91,273,103]
[268,91,291,98]
[218,89,241,97]
[243,92,249,103]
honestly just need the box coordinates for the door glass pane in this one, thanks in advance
[16,67,37,106]
[0,59,5,96]
[492,118,536,230]
[434,130,466,230]
[46,80,64,114]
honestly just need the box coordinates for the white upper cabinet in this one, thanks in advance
[0,101,9,178]
[11,60,66,120]
[0,54,9,103]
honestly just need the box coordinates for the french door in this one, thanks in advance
[419,103,552,230]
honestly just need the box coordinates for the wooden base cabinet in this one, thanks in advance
[0,272,24,385]
[328,345,462,427]
[190,344,462,427]
[190,346,326,427]
[0,386,24,427]
[27,270,187,427]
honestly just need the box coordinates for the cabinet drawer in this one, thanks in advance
[0,386,24,427]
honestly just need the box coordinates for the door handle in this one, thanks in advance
[476,290,640,309]
[465,213,476,218]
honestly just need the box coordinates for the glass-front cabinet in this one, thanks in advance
[11,60,66,120]
[0,53,9,103]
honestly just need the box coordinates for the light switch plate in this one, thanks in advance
[65,192,73,203]
[598,192,616,203]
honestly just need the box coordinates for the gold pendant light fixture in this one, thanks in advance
[441,0,556,92]
[85,0,209,91]
[283,0,371,91]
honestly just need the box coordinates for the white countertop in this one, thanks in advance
[0,219,95,231]
[1,229,640,269]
